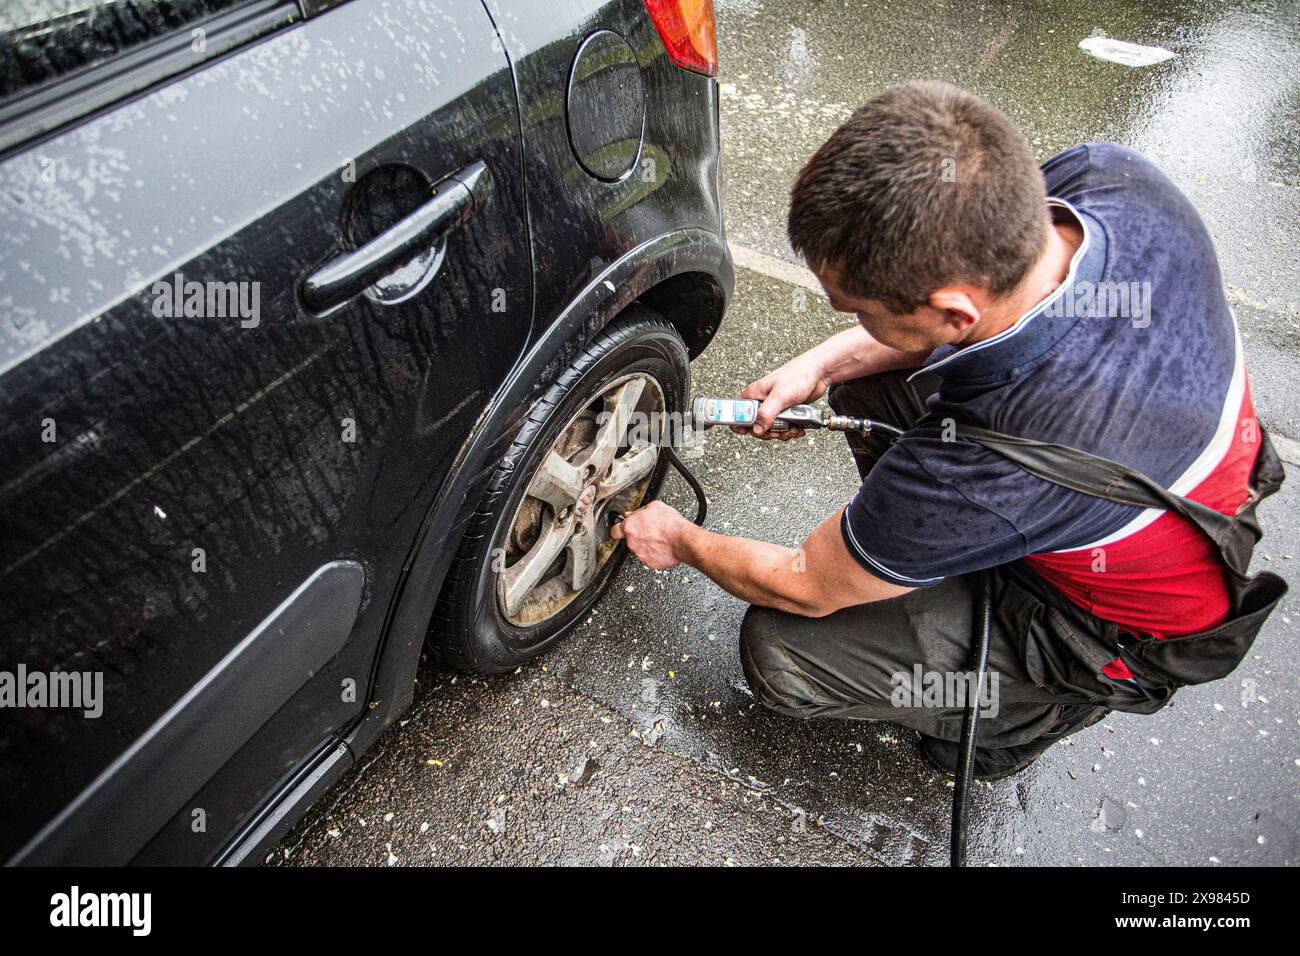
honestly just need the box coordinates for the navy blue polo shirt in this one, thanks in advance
[840,143,1251,632]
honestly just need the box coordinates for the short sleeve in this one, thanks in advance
[840,441,1030,586]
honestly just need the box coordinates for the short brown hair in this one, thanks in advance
[787,81,1047,312]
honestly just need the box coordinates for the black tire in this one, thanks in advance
[430,305,690,672]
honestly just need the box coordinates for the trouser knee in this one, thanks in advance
[827,373,896,421]
[738,605,824,718]
[827,369,941,477]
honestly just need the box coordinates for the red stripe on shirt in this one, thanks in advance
[1024,383,1260,679]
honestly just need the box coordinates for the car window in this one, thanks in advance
[0,0,254,107]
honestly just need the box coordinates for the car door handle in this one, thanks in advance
[302,160,490,314]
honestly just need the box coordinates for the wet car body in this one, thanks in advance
[0,0,730,864]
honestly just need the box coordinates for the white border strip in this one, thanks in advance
[841,510,943,585]
[1052,321,1250,553]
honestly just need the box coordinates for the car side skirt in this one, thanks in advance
[9,561,365,866]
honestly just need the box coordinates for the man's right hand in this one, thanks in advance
[735,356,829,440]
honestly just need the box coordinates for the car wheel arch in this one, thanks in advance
[343,226,732,754]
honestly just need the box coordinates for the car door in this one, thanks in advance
[0,0,531,863]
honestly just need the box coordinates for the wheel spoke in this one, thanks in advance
[500,519,571,618]
[597,442,658,501]
[586,378,646,476]
[527,450,583,513]
[566,512,600,591]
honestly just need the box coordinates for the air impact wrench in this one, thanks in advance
[691,396,906,441]
[610,397,902,533]
[617,396,904,527]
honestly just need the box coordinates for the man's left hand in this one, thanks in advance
[608,499,693,570]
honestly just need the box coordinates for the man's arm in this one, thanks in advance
[740,325,929,437]
[610,500,911,617]
[804,324,930,386]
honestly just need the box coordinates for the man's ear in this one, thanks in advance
[927,287,982,332]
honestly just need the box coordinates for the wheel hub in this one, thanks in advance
[495,372,664,627]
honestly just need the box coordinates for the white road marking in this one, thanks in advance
[728,242,823,296]
[1272,433,1300,467]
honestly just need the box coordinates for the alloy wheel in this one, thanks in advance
[496,372,664,626]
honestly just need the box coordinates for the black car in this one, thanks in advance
[0,0,730,865]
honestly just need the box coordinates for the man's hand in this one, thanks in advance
[608,500,694,570]
[735,354,828,440]
[616,502,912,616]
[732,326,930,441]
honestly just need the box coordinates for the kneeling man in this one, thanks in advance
[613,81,1286,779]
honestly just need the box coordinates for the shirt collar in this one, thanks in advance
[909,198,1105,385]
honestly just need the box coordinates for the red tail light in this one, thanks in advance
[643,0,718,76]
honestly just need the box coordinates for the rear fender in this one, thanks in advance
[346,226,732,754]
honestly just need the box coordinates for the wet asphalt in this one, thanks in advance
[276,0,1299,866]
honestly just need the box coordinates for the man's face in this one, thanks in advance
[811,261,973,353]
